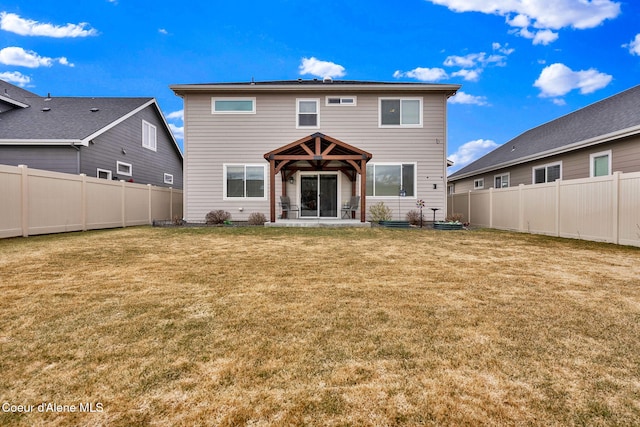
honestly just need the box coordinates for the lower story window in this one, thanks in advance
[164,173,174,185]
[224,165,266,198]
[366,163,415,197]
[590,150,611,177]
[533,162,561,184]
[494,173,509,188]
[117,161,132,177]
[474,178,484,189]
[97,168,112,180]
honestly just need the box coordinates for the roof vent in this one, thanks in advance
[90,107,99,112]
[323,76,333,83]
[41,107,51,112]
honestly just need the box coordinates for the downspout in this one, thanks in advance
[70,143,81,174]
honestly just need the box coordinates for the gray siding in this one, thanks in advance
[450,135,640,193]
[0,145,78,173]
[81,105,183,189]
[183,90,450,222]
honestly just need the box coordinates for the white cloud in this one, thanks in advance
[0,70,30,86]
[299,57,346,79]
[451,69,482,82]
[0,12,97,38]
[0,47,73,68]
[534,63,612,98]
[158,28,168,35]
[448,139,499,170]
[166,109,183,121]
[448,91,489,105]
[168,123,184,141]
[427,0,621,43]
[393,67,448,81]
[623,34,640,56]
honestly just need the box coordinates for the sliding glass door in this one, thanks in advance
[300,173,338,218]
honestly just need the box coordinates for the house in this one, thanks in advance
[447,84,640,193]
[170,79,460,223]
[0,79,183,188]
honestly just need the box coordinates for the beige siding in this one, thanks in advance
[183,91,450,222]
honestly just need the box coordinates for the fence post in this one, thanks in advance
[489,187,494,228]
[121,180,126,228]
[518,184,525,232]
[19,165,29,237]
[81,174,87,232]
[148,184,153,225]
[555,179,561,237]
[612,171,620,245]
[169,187,174,220]
[467,190,472,225]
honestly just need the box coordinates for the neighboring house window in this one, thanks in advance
[366,163,416,197]
[494,173,509,188]
[117,161,132,177]
[97,168,112,180]
[224,165,266,199]
[590,150,611,177]
[474,178,484,189]
[297,99,319,128]
[448,184,455,195]
[533,162,561,184]
[379,98,422,127]
[326,96,356,106]
[212,97,256,114]
[142,120,157,151]
[164,173,174,185]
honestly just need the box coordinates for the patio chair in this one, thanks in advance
[341,195,360,219]
[279,196,299,219]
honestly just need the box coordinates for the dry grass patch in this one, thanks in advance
[0,226,639,426]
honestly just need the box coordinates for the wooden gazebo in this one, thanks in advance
[264,133,372,223]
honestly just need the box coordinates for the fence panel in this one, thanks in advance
[0,165,183,238]
[448,171,640,247]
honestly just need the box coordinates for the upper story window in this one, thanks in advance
[142,120,157,151]
[366,163,416,197]
[474,178,484,189]
[379,98,422,127]
[590,150,611,177]
[212,97,256,114]
[494,173,509,188]
[533,162,561,184]
[326,96,356,106]
[297,99,319,128]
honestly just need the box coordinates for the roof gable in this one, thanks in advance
[449,85,640,180]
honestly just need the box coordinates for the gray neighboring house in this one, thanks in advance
[448,84,640,193]
[0,80,183,188]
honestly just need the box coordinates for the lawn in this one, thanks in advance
[0,226,639,426]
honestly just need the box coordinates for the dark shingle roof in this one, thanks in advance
[0,80,39,107]
[0,95,153,141]
[449,84,640,179]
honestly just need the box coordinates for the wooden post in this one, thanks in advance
[269,159,276,223]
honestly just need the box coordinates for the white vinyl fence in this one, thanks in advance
[448,171,640,247]
[1,164,183,238]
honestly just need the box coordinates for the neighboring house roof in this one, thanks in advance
[0,79,38,108]
[449,84,640,180]
[0,80,182,158]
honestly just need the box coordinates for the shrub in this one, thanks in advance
[369,202,392,222]
[406,210,424,226]
[248,212,267,225]
[205,210,231,225]
[445,213,464,223]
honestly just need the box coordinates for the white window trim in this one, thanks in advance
[590,150,612,177]
[474,178,484,190]
[211,97,256,114]
[296,98,320,129]
[164,173,174,185]
[117,161,132,177]
[325,96,357,106]
[223,164,268,200]
[378,97,423,128]
[142,120,157,151]
[494,172,510,189]
[366,162,417,198]
[532,161,562,184]
[97,168,112,180]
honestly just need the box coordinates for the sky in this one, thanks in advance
[1,0,639,174]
